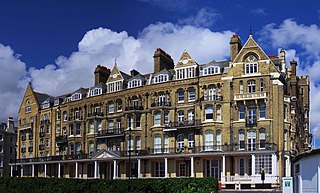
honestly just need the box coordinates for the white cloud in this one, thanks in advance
[29,22,234,96]
[179,7,219,28]
[0,44,28,123]
[260,19,320,146]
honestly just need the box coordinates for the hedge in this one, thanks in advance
[0,177,218,193]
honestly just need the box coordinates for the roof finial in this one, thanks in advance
[249,24,253,37]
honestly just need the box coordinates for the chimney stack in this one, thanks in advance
[230,34,242,62]
[94,65,111,85]
[280,49,286,73]
[7,117,14,133]
[290,60,298,77]
[153,48,174,73]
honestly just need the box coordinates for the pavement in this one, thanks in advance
[219,190,282,193]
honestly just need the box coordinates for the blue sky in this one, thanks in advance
[1,0,320,146]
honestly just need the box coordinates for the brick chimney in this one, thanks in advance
[94,65,111,85]
[280,49,286,73]
[6,117,15,133]
[230,34,242,62]
[153,48,174,73]
[290,60,298,77]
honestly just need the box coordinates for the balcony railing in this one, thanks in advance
[234,91,267,101]
[125,106,144,111]
[151,102,171,107]
[15,143,276,163]
[40,120,50,125]
[95,128,125,139]
[56,135,68,143]
[28,147,33,152]
[20,123,31,129]
[68,116,83,121]
[202,95,223,102]
[164,119,202,129]
[246,117,257,127]
[87,112,104,117]
[16,154,90,163]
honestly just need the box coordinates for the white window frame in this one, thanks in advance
[154,112,161,126]
[245,63,258,74]
[205,131,214,151]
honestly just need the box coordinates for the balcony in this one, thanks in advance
[234,91,267,101]
[68,116,83,121]
[246,117,257,127]
[202,95,223,102]
[164,119,202,130]
[39,132,45,138]
[151,102,171,107]
[20,123,31,129]
[28,147,33,152]
[16,154,90,163]
[21,147,26,153]
[40,120,50,125]
[56,135,68,143]
[95,128,125,139]
[39,145,45,150]
[87,112,104,117]
[125,105,144,111]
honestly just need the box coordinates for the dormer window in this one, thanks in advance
[72,93,82,101]
[54,99,60,106]
[202,66,220,76]
[107,81,122,93]
[176,67,196,80]
[128,79,142,88]
[90,88,102,97]
[245,63,258,74]
[154,74,168,84]
[25,100,31,113]
[42,101,50,109]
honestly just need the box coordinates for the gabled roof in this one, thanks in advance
[153,68,173,76]
[107,62,130,82]
[34,92,51,105]
[175,50,198,68]
[233,35,270,63]
[92,149,120,159]
[127,73,146,82]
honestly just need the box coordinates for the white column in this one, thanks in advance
[164,157,168,178]
[32,164,35,177]
[252,154,256,176]
[221,155,226,183]
[44,164,47,178]
[113,160,117,179]
[137,159,141,178]
[10,165,13,177]
[190,156,194,177]
[94,161,98,179]
[272,153,277,175]
[75,162,78,178]
[58,163,61,178]
[21,165,23,177]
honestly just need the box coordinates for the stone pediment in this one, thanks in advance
[176,50,197,68]
[92,149,120,159]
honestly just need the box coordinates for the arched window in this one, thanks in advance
[135,137,141,150]
[188,88,195,101]
[260,78,264,91]
[177,134,184,149]
[75,143,81,155]
[216,130,221,150]
[239,130,245,150]
[205,131,214,151]
[188,133,194,148]
[259,104,266,119]
[178,90,184,102]
[248,130,256,151]
[178,111,184,123]
[205,106,213,120]
[208,85,216,101]
[188,110,194,122]
[216,106,222,121]
[247,80,256,93]
[239,158,245,176]
[89,141,95,156]
[89,121,94,133]
[240,81,243,94]
[25,100,31,113]
[164,135,169,153]
[154,135,162,153]
[154,112,161,126]
[259,128,266,149]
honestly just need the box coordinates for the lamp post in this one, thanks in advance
[128,126,132,192]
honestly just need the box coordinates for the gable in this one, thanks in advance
[92,149,120,159]
[107,63,124,82]
[18,82,40,115]
[175,50,198,68]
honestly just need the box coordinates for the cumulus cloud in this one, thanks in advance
[29,22,234,96]
[260,19,320,147]
[0,44,28,122]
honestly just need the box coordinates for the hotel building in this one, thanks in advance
[12,34,311,189]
